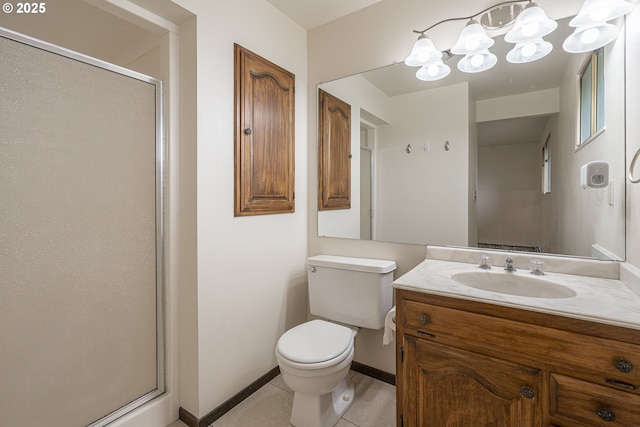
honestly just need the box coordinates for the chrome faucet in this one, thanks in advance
[504,258,516,272]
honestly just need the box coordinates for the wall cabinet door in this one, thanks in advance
[234,44,295,216]
[401,335,542,427]
[318,89,351,210]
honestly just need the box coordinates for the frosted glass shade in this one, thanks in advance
[563,23,619,53]
[505,3,557,43]
[569,0,634,27]
[451,20,494,55]
[457,49,497,73]
[507,39,553,63]
[405,35,443,67]
[416,60,451,81]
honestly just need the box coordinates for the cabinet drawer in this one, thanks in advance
[401,299,640,385]
[550,373,640,426]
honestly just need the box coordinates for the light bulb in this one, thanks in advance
[465,39,480,52]
[507,39,552,63]
[427,65,439,77]
[417,51,430,63]
[416,60,451,81]
[581,27,600,44]
[521,22,540,38]
[470,54,485,67]
[521,42,537,58]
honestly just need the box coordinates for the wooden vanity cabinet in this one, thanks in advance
[395,289,640,427]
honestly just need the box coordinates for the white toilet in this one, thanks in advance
[275,255,396,427]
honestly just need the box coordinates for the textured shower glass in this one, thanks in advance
[0,34,162,427]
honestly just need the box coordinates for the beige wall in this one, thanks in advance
[168,0,309,419]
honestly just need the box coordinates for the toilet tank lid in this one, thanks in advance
[308,255,397,273]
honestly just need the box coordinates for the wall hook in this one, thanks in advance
[444,141,450,151]
[406,144,412,154]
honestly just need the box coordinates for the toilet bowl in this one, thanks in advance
[276,319,357,427]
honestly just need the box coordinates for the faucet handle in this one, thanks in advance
[478,254,492,269]
[529,259,545,275]
[505,258,516,272]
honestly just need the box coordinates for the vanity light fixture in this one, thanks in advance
[416,59,451,81]
[457,49,498,73]
[450,19,498,73]
[504,2,557,63]
[404,33,443,67]
[506,38,553,63]
[405,0,634,81]
[504,2,557,43]
[405,0,556,80]
[569,0,634,27]
[450,19,495,55]
[563,22,619,53]
[563,0,633,53]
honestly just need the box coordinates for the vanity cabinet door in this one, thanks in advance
[401,335,542,427]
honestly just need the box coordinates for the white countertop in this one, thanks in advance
[393,253,640,330]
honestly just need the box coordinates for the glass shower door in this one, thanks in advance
[0,28,165,427]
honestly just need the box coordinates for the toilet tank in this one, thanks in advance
[307,255,397,329]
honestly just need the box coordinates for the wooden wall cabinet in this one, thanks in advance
[234,44,295,216]
[396,289,640,427]
[318,89,351,211]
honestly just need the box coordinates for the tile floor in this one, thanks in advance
[169,371,396,427]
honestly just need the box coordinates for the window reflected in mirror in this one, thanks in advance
[579,48,605,145]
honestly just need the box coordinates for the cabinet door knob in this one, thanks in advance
[520,386,535,399]
[419,314,430,325]
[614,358,634,373]
[243,127,252,135]
[596,407,616,422]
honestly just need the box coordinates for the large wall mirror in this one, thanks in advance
[317,16,626,261]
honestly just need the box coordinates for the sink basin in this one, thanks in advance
[451,271,577,299]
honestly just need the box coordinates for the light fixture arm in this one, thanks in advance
[412,0,532,34]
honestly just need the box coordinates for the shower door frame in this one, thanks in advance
[0,27,166,427]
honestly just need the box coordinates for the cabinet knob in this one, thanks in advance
[614,358,634,373]
[419,314,430,325]
[520,386,535,399]
[243,127,252,135]
[596,407,616,422]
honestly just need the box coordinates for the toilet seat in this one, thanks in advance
[277,319,353,365]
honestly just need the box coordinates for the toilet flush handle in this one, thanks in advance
[310,266,316,273]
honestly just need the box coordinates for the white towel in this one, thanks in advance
[382,306,396,345]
